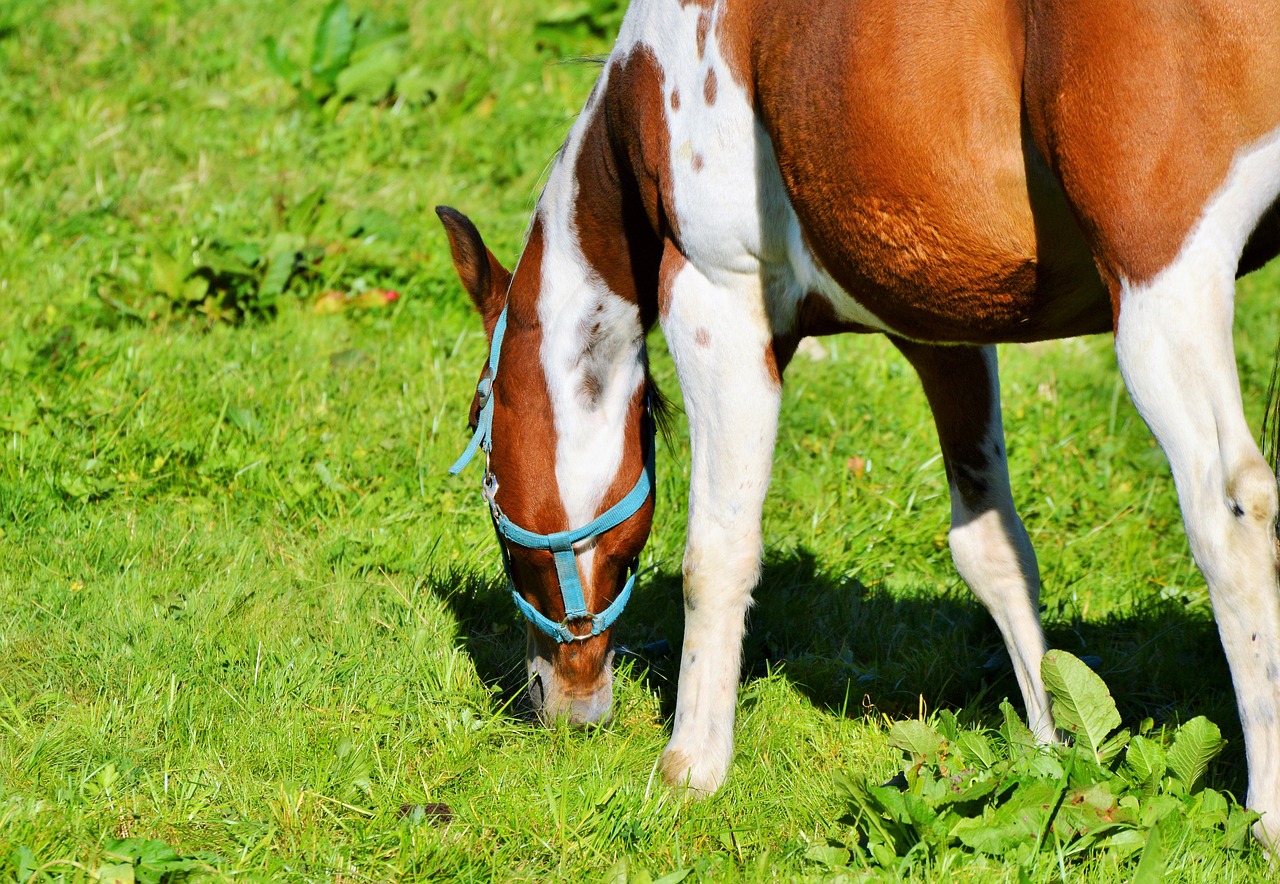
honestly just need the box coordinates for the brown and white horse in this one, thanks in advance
[438,0,1280,845]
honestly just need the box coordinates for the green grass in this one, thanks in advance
[0,0,1278,879]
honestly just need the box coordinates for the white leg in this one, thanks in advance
[1117,257,1280,846]
[659,254,781,794]
[896,341,1054,740]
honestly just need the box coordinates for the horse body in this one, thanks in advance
[439,0,1280,846]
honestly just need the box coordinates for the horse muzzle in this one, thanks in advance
[526,634,616,726]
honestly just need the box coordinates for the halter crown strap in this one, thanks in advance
[449,302,654,642]
[449,306,508,475]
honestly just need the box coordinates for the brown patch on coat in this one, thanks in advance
[696,12,710,59]
[574,46,676,330]
[893,339,997,506]
[483,220,575,626]
[493,220,644,683]
[703,68,717,105]
[691,153,704,172]
[658,239,686,320]
[712,0,1114,343]
[670,89,680,111]
[763,341,782,388]
[1024,0,1280,297]
[503,48,671,674]
[694,327,711,347]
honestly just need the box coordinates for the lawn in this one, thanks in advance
[1,0,1277,880]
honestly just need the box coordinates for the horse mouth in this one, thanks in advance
[526,658,615,727]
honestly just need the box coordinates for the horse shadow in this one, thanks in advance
[425,546,1244,792]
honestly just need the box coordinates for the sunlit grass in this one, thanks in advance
[1,0,1278,879]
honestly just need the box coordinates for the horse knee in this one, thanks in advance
[682,534,761,612]
[948,507,1033,592]
[1225,457,1278,529]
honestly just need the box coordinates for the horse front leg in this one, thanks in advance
[894,340,1054,741]
[658,251,782,794]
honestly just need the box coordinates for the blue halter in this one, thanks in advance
[450,305,655,643]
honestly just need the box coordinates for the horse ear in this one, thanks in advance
[435,206,511,338]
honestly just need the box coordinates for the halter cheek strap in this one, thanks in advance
[450,304,655,643]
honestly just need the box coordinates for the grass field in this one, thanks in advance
[2,0,1279,880]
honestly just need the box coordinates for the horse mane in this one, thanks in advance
[645,370,679,455]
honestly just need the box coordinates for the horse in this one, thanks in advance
[437,0,1280,847]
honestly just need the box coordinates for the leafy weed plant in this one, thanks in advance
[832,651,1254,877]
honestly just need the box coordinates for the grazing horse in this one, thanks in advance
[438,0,1280,845]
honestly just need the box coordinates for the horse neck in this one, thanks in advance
[502,83,656,530]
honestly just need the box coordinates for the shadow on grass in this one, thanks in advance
[426,546,1243,794]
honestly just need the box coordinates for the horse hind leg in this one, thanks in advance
[1111,132,1280,847]
[895,340,1055,741]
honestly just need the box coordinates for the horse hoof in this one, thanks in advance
[659,746,726,796]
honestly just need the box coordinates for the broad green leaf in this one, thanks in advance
[311,0,354,76]
[1106,827,1148,860]
[1225,804,1261,851]
[1194,786,1228,825]
[1167,716,1224,793]
[96,863,135,884]
[1041,650,1121,761]
[1096,728,1130,765]
[956,731,997,770]
[935,709,961,742]
[935,771,1002,808]
[11,846,37,883]
[181,275,209,303]
[1000,699,1037,752]
[1124,734,1167,795]
[335,44,404,102]
[1132,823,1166,884]
[150,251,185,299]
[868,842,897,869]
[836,773,899,853]
[262,37,301,86]
[889,720,943,761]
[803,844,849,868]
[260,248,297,299]
[1139,794,1184,828]
[952,812,1027,857]
[651,870,691,884]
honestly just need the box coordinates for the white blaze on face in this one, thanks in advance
[535,73,647,595]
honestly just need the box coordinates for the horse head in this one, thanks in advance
[436,205,658,726]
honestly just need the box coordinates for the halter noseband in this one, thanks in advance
[449,305,656,643]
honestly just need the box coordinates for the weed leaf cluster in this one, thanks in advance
[831,650,1255,874]
[264,0,436,108]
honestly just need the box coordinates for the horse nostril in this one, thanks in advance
[528,672,546,710]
